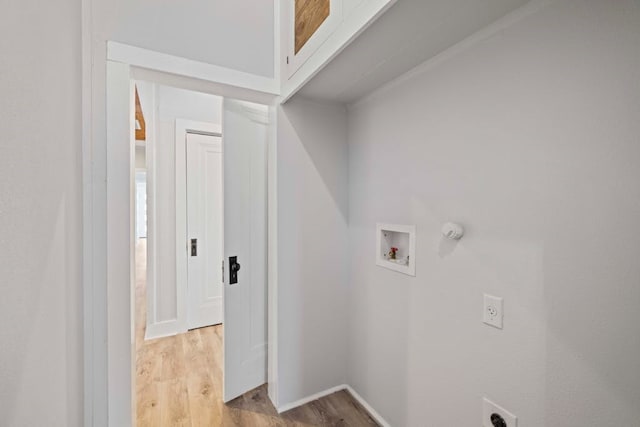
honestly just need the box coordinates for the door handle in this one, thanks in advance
[229,256,241,284]
[191,238,197,256]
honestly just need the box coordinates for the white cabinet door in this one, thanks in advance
[222,99,268,402]
[287,0,344,77]
[186,133,224,329]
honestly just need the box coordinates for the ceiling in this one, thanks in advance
[296,0,530,105]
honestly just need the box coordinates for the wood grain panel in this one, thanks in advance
[295,0,330,54]
[135,86,146,141]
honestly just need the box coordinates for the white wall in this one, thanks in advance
[275,98,350,406]
[0,0,82,426]
[346,0,640,426]
[90,0,275,196]
[135,146,146,169]
[151,85,222,327]
[93,0,274,77]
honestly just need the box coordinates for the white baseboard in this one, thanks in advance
[277,383,391,427]
[345,385,392,427]
[144,319,181,340]
[277,384,347,414]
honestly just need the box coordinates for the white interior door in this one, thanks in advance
[186,133,224,329]
[223,99,268,402]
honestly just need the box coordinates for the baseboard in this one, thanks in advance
[277,384,347,414]
[144,319,181,340]
[276,384,391,427]
[345,385,392,427]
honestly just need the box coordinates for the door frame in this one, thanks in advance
[84,42,280,426]
[175,119,223,333]
[134,169,147,240]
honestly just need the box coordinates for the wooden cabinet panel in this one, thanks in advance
[295,0,330,54]
[286,0,347,79]
[135,86,146,141]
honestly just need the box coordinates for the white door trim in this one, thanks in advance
[105,60,135,427]
[135,170,147,239]
[86,42,279,426]
[142,82,159,341]
[108,42,280,96]
[175,119,222,334]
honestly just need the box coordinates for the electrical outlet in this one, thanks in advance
[483,294,503,329]
[483,398,517,427]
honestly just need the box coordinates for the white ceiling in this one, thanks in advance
[296,0,530,105]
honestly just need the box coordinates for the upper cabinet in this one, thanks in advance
[292,0,532,105]
[295,0,330,53]
[280,0,397,101]
[286,0,343,78]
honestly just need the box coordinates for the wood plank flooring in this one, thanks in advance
[134,239,379,426]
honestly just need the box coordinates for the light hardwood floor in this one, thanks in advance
[135,239,379,426]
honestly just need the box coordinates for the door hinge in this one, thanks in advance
[286,56,289,65]
[221,260,225,283]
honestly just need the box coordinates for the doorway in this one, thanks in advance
[131,78,269,424]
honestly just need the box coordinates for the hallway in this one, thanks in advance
[134,240,379,426]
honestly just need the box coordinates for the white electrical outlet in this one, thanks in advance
[483,398,517,427]
[483,294,503,329]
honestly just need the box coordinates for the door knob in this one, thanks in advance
[491,414,507,427]
[229,256,240,284]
